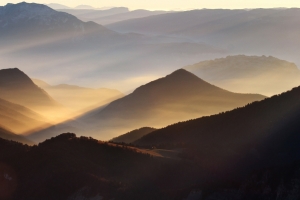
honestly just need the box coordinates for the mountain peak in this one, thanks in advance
[167,68,199,79]
[0,68,34,87]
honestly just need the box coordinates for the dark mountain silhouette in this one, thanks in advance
[135,85,300,176]
[110,127,157,143]
[185,55,300,96]
[0,126,33,144]
[0,68,63,114]
[82,69,265,140]
[0,133,190,200]
[0,97,48,134]
[0,2,115,37]
[191,160,300,200]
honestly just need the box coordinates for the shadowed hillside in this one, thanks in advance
[185,55,300,96]
[110,127,157,143]
[0,133,202,200]
[135,85,300,176]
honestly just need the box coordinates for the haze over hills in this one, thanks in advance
[110,127,157,143]
[185,55,300,96]
[59,7,171,25]
[0,126,33,145]
[107,8,300,66]
[0,68,68,122]
[58,7,129,22]
[47,3,70,9]
[0,2,225,92]
[28,69,265,142]
[32,79,124,112]
[0,98,49,134]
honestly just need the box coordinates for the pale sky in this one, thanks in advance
[0,0,300,10]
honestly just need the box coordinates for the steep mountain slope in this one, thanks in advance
[0,68,66,121]
[32,79,124,112]
[135,85,300,174]
[185,55,300,96]
[0,98,48,134]
[0,127,33,144]
[110,127,157,143]
[84,69,265,139]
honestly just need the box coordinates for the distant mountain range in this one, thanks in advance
[107,8,300,66]
[59,7,171,25]
[29,69,265,142]
[185,55,300,96]
[0,2,119,43]
[32,79,124,113]
[0,2,225,92]
[47,3,70,9]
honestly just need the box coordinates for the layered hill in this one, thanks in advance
[28,69,264,142]
[0,98,48,134]
[0,2,118,42]
[0,3,224,93]
[185,55,300,96]
[83,69,265,139]
[135,85,300,174]
[60,7,170,25]
[107,8,300,66]
[32,79,124,112]
[110,127,157,143]
[0,127,33,144]
[0,68,66,121]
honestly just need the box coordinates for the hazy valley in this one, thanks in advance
[0,2,300,200]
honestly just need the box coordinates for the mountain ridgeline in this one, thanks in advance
[27,69,265,142]
[135,85,300,175]
[77,69,265,140]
